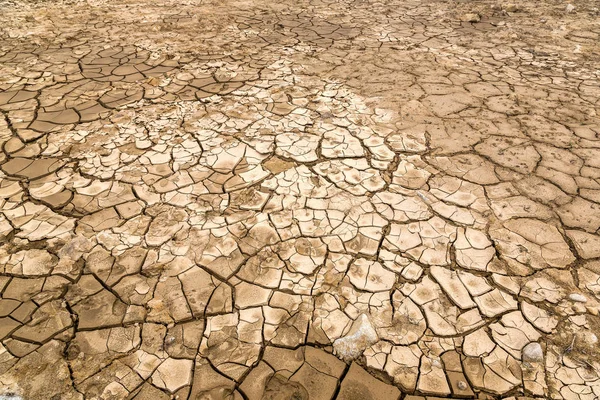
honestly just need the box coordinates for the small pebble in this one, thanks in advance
[462,13,481,23]
[522,342,544,363]
[565,3,576,13]
[569,293,587,303]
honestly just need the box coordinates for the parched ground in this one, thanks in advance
[0,0,599,398]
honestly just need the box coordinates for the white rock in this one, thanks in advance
[522,342,544,363]
[569,293,587,303]
[333,314,378,361]
[0,395,24,400]
[565,3,575,13]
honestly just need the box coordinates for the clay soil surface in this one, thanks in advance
[1,0,600,398]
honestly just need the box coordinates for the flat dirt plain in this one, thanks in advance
[1,0,600,398]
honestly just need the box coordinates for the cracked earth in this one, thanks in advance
[0,0,599,398]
